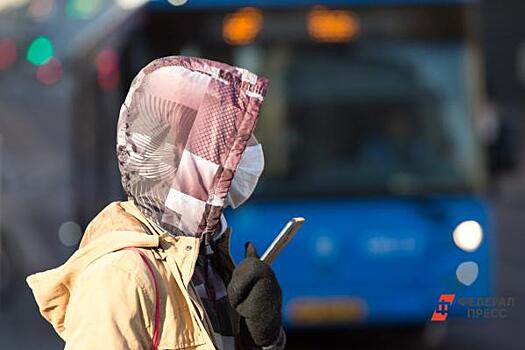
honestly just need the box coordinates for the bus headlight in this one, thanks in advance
[453,220,483,252]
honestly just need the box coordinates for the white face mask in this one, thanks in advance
[225,143,264,209]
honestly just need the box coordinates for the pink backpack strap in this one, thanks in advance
[122,248,160,350]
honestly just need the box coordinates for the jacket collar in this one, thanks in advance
[120,200,201,287]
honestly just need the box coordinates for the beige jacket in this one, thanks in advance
[27,201,237,349]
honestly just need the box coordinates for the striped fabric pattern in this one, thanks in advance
[192,250,236,349]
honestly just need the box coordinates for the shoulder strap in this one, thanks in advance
[122,248,160,350]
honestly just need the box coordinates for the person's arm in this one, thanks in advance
[228,243,286,350]
[63,252,155,350]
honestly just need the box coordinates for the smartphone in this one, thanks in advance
[260,217,305,265]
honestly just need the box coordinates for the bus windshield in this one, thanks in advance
[251,42,483,197]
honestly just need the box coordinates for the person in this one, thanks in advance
[27,56,285,350]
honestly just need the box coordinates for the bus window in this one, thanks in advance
[250,42,483,197]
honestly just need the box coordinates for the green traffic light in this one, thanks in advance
[26,36,54,66]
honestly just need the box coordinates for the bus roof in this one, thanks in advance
[148,0,477,10]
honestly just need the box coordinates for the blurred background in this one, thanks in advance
[1,0,524,349]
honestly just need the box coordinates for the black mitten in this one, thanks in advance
[227,242,282,347]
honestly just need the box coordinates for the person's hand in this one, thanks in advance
[227,242,282,347]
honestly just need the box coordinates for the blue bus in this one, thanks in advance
[215,1,491,327]
[79,0,492,330]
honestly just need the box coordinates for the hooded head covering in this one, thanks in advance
[117,56,268,237]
